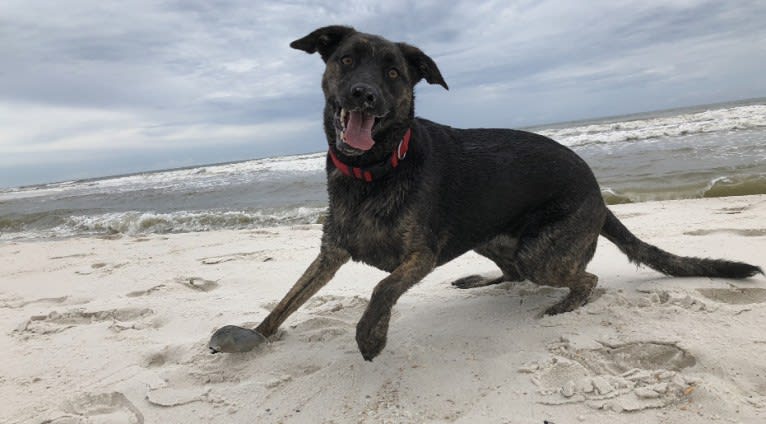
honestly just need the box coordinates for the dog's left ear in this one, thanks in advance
[397,43,449,90]
[290,25,356,62]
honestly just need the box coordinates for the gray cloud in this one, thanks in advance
[1,0,765,187]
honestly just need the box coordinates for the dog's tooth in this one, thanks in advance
[341,108,349,129]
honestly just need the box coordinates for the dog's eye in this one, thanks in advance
[341,56,353,66]
[388,68,399,79]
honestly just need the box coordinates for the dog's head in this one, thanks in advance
[291,26,448,158]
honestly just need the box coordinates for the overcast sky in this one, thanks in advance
[1,1,765,188]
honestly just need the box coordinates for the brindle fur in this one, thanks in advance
[210,26,763,361]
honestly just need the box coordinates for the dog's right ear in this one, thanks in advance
[290,26,356,62]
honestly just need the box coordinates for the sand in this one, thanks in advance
[1,195,765,424]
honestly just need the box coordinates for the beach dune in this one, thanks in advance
[1,195,765,423]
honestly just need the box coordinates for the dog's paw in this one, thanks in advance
[544,291,591,315]
[355,309,391,361]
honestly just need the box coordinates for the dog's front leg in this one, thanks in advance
[356,250,436,361]
[208,244,349,353]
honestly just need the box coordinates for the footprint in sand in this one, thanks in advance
[523,340,698,412]
[179,276,219,292]
[15,307,155,336]
[125,285,167,298]
[198,251,273,265]
[44,392,144,424]
[145,386,210,408]
[601,289,714,312]
[125,277,218,297]
[0,295,91,309]
[561,341,696,374]
[74,262,127,275]
[697,287,766,305]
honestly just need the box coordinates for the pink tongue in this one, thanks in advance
[343,111,375,150]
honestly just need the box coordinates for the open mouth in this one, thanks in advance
[334,107,383,153]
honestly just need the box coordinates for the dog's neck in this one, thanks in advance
[328,128,412,182]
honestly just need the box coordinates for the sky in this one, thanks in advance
[1,1,765,188]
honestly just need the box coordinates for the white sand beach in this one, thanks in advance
[1,195,765,424]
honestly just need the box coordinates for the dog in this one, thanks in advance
[208,26,762,361]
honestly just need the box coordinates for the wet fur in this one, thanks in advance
[226,26,762,361]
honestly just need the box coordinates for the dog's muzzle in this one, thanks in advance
[334,105,385,154]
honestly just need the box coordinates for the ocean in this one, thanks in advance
[1,98,765,241]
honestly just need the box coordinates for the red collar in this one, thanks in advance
[328,128,412,182]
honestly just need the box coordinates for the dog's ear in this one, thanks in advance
[290,26,356,62]
[397,43,449,90]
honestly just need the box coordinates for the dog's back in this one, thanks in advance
[409,117,603,262]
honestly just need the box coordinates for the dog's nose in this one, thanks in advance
[350,83,378,107]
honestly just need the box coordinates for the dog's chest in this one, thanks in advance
[337,219,406,272]
[328,184,409,272]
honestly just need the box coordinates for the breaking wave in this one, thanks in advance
[539,104,766,147]
[0,207,327,241]
[602,174,766,205]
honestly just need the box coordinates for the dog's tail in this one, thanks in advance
[600,209,762,278]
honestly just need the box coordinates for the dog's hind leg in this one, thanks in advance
[513,196,606,315]
[543,272,598,315]
[208,244,349,353]
[452,235,523,289]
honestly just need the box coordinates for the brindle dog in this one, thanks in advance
[209,26,762,361]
